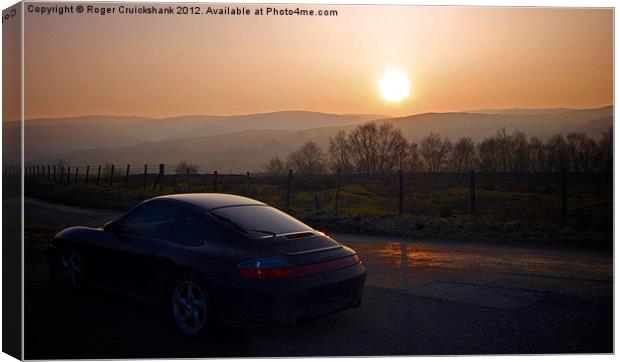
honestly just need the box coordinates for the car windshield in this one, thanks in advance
[211,205,312,237]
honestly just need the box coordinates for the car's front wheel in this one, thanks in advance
[171,279,210,334]
[55,248,85,292]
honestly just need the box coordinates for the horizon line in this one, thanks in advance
[13,103,614,122]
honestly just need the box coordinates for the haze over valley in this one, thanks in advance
[18,106,613,172]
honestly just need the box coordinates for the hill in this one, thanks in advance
[25,106,612,171]
[18,111,384,162]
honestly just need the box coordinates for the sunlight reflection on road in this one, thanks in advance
[335,234,612,301]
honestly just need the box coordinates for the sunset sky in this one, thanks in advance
[20,5,613,119]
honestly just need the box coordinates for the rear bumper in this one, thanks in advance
[215,262,367,325]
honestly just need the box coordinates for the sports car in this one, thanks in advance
[48,193,366,334]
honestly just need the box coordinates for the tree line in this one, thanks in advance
[263,122,613,175]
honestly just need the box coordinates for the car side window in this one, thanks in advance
[169,209,217,245]
[120,203,180,239]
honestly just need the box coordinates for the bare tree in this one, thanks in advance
[374,123,409,173]
[262,156,287,175]
[420,132,452,172]
[546,134,568,171]
[598,127,613,172]
[495,128,513,172]
[510,130,529,173]
[286,141,326,175]
[348,123,380,174]
[529,137,547,172]
[406,142,423,172]
[450,137,476,173]
[175,160,199,174]
[328,130,353,174]
[478,137,499,172]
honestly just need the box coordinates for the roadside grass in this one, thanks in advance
[25,180,612,249]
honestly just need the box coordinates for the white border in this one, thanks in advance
[0,1,616,362]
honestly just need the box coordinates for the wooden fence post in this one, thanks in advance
[314,193,322,213]
[561,168,567,226]
[47,165,51,180]
[143,164,148,192]
[246,171,251,195]
[159,163,164,191]
[213,171,218,192]
[108,164,115,187]
[96,165,102,186]
[398,169,404,216]
[124,164,130,187]
[36,165,40,178]
[469,170,476,216]
[66,166,71,184]
[74,167,79,182]
[53,165,56,181]
[286,169,292,209]
[334,169,341,213]
[84,165,90,184]
[152,165,161,191]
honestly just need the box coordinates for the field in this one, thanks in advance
[20,169,613,249]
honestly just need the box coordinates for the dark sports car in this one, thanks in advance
[48,193,366,334]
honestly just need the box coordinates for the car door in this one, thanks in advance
[114,201,182,298]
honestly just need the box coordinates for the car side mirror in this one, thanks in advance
[103,219,120,233]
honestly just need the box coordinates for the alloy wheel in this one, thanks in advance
[56,249,83,291]
[172,280,208,334]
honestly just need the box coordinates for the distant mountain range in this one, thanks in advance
[12,106,613,171]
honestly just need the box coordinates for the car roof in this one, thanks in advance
[152,193,266,211]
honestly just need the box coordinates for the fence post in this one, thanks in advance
[143,164,148,192]
[398,169,404,216]
[159,163,164,191]
[53,165,56,181]
[335,169,341,213]
[213,171,218,192]
[66,166,71,184]
[84,165,90,184]
[561,168,567,226]
[108,164,115,187]
[286,169,293,209]
[314,193,322,213]
[152,164,162,191]
[47,165,51,180]
[124,164,130,187]
[246,171,251,195]
[74,167,79,182]
[96,165,102,186]
[469,170,476,216]
[36,165,40,178]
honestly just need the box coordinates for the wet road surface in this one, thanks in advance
[23,198,613,358]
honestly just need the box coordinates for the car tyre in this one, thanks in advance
[169,274,216,335]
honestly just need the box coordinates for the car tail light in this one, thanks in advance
[238,255,294,279]
[238,254,361,279]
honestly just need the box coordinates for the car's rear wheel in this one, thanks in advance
[55,248,84,292]
[171,279,210,334]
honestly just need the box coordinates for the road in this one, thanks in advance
[23,198,613,358]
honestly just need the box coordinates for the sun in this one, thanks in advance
[378,68,410,102]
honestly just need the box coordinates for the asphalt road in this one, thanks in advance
[23,198,613,358]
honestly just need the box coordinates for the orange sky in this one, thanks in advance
[20,5,613,119]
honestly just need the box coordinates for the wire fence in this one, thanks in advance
[12,162,613,226]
